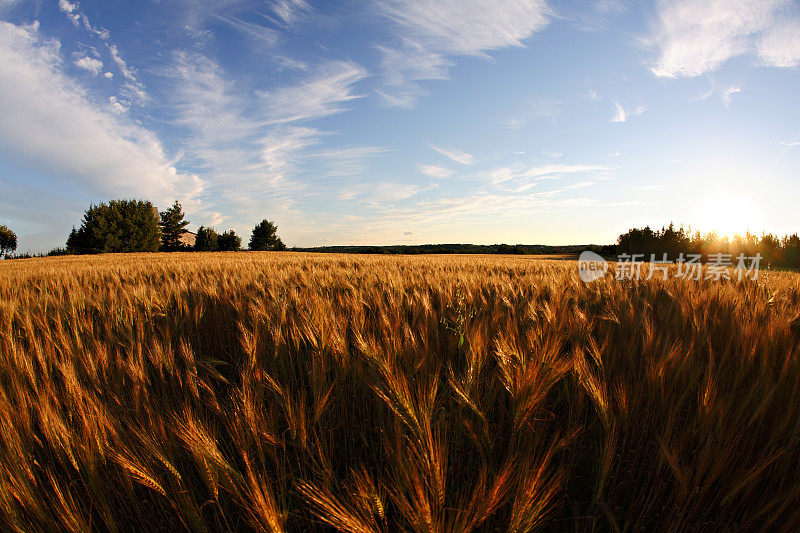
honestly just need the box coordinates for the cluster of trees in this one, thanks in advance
[66,200,161,254]
[63,199,285,255]
[616,223,800,268]
[194,226,241,252]
[0,225,17,257]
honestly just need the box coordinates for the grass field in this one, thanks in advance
[2,252,800,531]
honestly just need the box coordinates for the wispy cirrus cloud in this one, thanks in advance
[180,0,313,39]
[309,146,388,178]
[649,0,800,78]
[758,17,800,67]
[418,164,453,178]
[430,144,474,165]
[506,98,562,128]
[336,188,605,242]
[337,181,429,204]
[162,51,380,229]
[485,163,610,187]
[269,0,313,26]
[611,101,647,123]
[611,101,627,123]
[722,85,742,105]
[257,61,367,124]
[379,0,550,55]
[376,0,551,106]
[375,39,451,107]
[210,14,280,46]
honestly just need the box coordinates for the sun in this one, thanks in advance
[692,190,762,239]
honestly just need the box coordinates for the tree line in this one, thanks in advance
[295,243,597,255]
[5,199,285,257]
[4,207,800,268]
[615,223,800,268]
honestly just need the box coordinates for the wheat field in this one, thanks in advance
[1,252,800,531]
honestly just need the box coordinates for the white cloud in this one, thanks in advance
[73,55,103,75]
[259,126,320,175]
[162,51,379,228]
[338,181,428,203]
[778,141,800,147]
[108,96,129,114]
[430,144,474,165]
[58,0,76,13]
[487,163,609,185]
[0,21,201,205]
[611,101,646,123]
[649,0,798,78]
[722,85,741,105]
[257,61,366,124]
[274,55,309,71]
[347,189,601,237]
[56,1,141,103]
[418,164,453,178]
[758,17,800,67]
[167,52,304,181]
[505,117,525,129]
[564,181,595,190]
[309,146,388,177]
[375,39,451,107]
[271,0,312,26]
[692,79,716,101]
[168,51,263,150]
[611,101,626,122]
[211,14,279,46]
[380,0,549,55]
[57,0,110,39]
[108,43,135,81]
[376,0,550,105]
[531,99,560,121]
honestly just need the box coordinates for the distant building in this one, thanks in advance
[152,206,196,249]
[179,231,196,248]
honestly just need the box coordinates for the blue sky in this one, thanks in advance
[1,0,799,252]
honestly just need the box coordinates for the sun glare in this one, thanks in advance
[692,190,762,239]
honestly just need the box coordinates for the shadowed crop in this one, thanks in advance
[1,252,799,531]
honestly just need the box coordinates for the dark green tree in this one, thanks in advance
[194,226,219,252]
[159,200,190,251]
[782,234,800,268]
[760,233,782,266]
[249,219,286,251]
[0,225,17,257]
[218,230,242,251]
[66,227,79,251]
[66,200,161,254]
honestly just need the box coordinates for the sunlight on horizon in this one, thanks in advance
[691,189,765,240]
